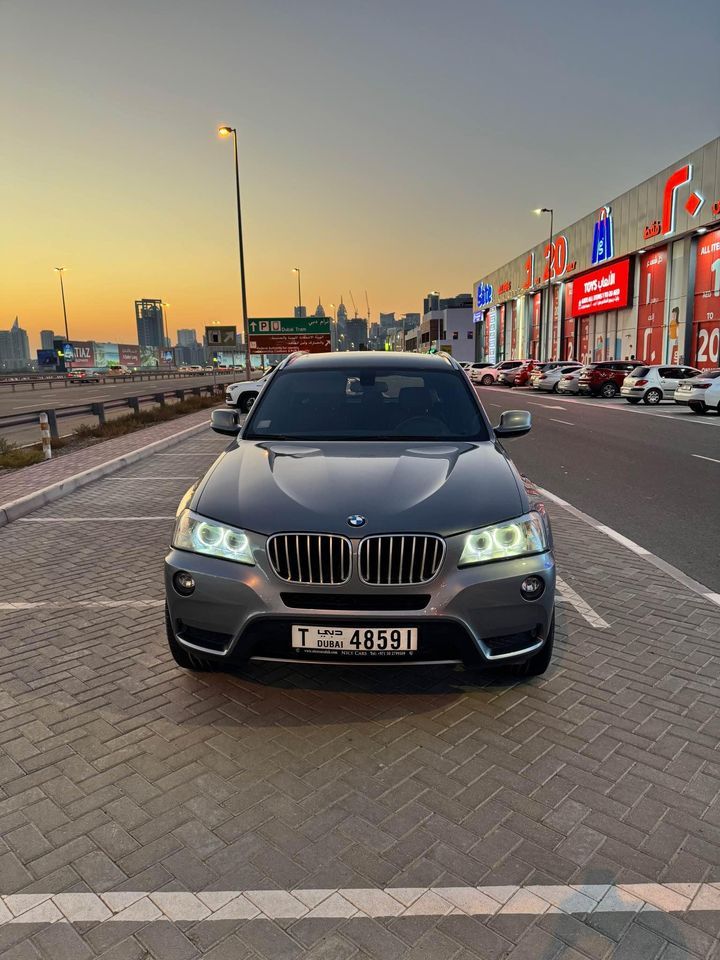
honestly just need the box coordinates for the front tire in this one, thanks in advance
[644,388,662,405]
[480,374,494,386]
[600,381,618,399]
[165,605,213,671]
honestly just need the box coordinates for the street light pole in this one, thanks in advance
[218,126,252,380]
[292,267,302,315]
[54,267,70,341]
[534,207,554,361]
[162,302,171,366]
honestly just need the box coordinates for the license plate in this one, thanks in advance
[291,625,418,653]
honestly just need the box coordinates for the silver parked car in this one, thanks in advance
[533,363,582,392]
[674,368,720,413]
[557,367,584,394]
[621,364,701,405]
[165,352,556,676]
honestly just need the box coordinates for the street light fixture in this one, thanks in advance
[217,125,252,380]
[54,267,70,341]
[533,207,554,360]
[292,267,302,315]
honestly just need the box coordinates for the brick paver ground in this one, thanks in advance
[0,407,217,510]
[0,428,719,958]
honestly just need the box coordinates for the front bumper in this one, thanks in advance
[165,543,556,667]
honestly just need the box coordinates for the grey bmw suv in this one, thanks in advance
[165,352,556,676]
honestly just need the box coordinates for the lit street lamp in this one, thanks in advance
[292,267,302,315]
[54,267,70,341]
[533,207,554,360]
[218,125,252,380]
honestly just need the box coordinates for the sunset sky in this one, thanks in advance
[1,0,718,349]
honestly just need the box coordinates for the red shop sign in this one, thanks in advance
[571,259,632,317]
[693,226,720,369]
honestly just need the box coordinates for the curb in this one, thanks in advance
[537,484,720,609]
[0,418,211,528]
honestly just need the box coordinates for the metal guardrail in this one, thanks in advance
[0,371,244,392]
[0,384,227,441]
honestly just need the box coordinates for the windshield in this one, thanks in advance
[244,366,490,441]
[630,366,650,377]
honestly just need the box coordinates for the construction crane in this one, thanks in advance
[349,290,358,319]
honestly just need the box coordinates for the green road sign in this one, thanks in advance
[205,325,237,346]
[247,317,331,336]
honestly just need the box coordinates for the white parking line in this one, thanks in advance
[692,454,720,464]
[596,525,651,556]
[102,476,198,481]
[0,882,715,923]
[549,418,574,426]
[556,577,609,629]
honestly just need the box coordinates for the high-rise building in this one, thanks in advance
[0,317,31,368]
[40,329,55,351]
[293,306,307,319]
[345,318,368,350]
[336,299,348,325]
[176,328,198,347]
[313,299,326,318]
[135,299,165,348]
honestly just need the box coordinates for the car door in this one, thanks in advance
[656,366,677,397]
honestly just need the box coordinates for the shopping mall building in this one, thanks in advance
[472,136,720,369]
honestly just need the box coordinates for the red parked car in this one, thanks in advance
[577,360,644,398]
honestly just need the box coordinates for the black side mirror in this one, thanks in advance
[494,409,531,439]
[211,408,241,436]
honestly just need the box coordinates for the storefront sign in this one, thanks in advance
[498,280,512,296]
[543,236,569,280]
[591,206,614,264]
[551,285,560,358]
[531,293,542,358]
[571,258,632,317]
[693,226,720,368]
[637,248,667,364]
[476,283,493,308]
[487,307,497,364]
[644,164,704,239]
[523,254,534,290]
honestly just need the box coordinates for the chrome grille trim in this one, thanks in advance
[358,535,445,585]
[267,534,351,585]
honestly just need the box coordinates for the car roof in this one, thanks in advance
[283,351,457,371]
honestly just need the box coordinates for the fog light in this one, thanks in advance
[173,571,196,596]
[520,575,544,600]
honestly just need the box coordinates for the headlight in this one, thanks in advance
[459,512,547,566]
[172,510,254,565]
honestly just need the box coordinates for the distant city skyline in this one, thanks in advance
[2,1,717,347]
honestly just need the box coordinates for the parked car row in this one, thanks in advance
[471,358,720,413]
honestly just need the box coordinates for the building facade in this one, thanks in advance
[472,137,720,370]
[40,329,55,351]
[135,299,165,348]
[0,317,31,369]
[418,293,474,361]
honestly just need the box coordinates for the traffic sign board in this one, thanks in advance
[205,325,237,346]
[247,317,330,336]
[249,333,331,355]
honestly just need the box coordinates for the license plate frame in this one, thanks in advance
[291,625,418,654]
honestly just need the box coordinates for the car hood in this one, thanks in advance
[193,440,526,537]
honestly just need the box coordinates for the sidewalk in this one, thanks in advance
[0,407,216,526]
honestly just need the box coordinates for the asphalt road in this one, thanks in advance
[477,384,720,592]
[0,372,245,445]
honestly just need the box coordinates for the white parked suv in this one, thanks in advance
[621,364,701,405]
[473,360,525,386]
[674,368,720,414]
[225,372,271,413]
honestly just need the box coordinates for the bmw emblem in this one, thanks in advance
[347,515,367,528]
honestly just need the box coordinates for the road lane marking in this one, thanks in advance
[535,484,720,609]
[596,525,651,556]
[549,418,574,425]
[692,454,720,464]
[526,402,567,409]
[17,516,175,522]
[103,476,198,481]
[556,577,609,629]
[0,882,713,922]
